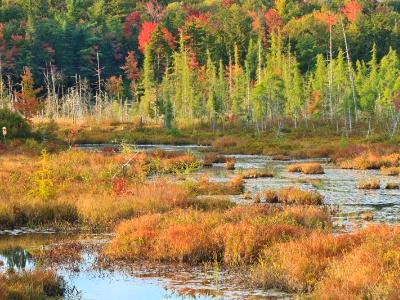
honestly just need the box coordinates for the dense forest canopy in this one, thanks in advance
[1,0,400,135]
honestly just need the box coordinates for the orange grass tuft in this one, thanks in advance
[311,225,400,299]
[241,169,274,179]
[264,187,324,205]
[105,205,331,264]
[339,152,400,170]
[288,163,325,175]
[380,166,400,176]
[252,232,363,292]
[186,175,244,195]
[357,179,380,190]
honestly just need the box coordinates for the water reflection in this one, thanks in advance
[0,247,33,271]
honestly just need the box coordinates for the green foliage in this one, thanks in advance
[1,0,400,134]
[0,109,31,138]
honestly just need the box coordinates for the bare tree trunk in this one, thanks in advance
[341,19,358,123]
[328,24,334,120]
[0,58,4,109]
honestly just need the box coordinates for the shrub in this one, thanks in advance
[0,109,31,139]
[203,152,226,167]
[225,158,236,170]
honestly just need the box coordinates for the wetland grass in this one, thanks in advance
[380,166,400,176]
[287,163,325,175]
[240,168,274,179]
[0,150,207,229]
[104,205,331,264]
[339,152,400,170]
[0,270,66,300]
[251,224,400,298]
[357,179,381,190]
[185,175,244,196]
[264,187,324,205]
[385,182,400,189]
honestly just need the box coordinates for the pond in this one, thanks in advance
[0,233,289,300]
[1,144,399,299]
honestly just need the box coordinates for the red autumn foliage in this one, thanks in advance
[189,52,199,70]
[105,76,124,97]
[342,0,363,23]
[307,91,321,115]
[122,51,141,94]
[222,0,235,7]
[315,11,338,27]
[138,21,158,53]
[124,11,141,39]
[122,51,141,82]
[186,13,209,27]
[113,178,126,195]
[145,0,164,22]
[264,9,283,33]
[14,67,42,120]
[248,10,264,31]
[11,34,24,42]
[161,28,176,49]
[0,23,19,69]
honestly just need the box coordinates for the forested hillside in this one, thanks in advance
[1,0,400,134]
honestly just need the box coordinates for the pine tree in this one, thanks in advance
[284,57,303,128]
[377,47,400,136]
[312,54,328,118]
[141,44,155,119]
[231,44,245,119]
[15,67,41,119]
[205,51,217,130]
[358,45,378,134]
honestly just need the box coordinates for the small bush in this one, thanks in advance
[225,158,236,170]
[203,152,226,167]
[0,109,31,138]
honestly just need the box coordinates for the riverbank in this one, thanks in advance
[26,120,400,160]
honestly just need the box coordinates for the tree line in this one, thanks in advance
[1,0,400,135]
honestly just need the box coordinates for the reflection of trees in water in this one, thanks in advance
[0,248,32,271]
